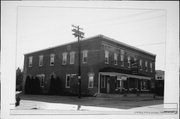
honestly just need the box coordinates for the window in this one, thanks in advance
[37,74,45,87]
[70,51,75,64]
[28,56,33,67]
[50,54,55,66]
[62,52,67,65]
[128,56,131,68]
[134,57,137,62]
[39,55,43,66]
[65,74,71,88]
[117,80,121,88]
[101,75,106,88]
[145,61,148,72]
[139,59,142,70]
[120,55,124,66]
[114,53,118,65]
[150,62,153,72]
[82,50,88,63]
[88,73,94,88]
[141,80,148,90]
[105,50,109,64]
[120,49,125,55]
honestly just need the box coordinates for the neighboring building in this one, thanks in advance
[155,70,164,96]
[23,34,156,96]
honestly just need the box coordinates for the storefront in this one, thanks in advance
[98,72,151,94]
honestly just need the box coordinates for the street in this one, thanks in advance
[14,94,164,113]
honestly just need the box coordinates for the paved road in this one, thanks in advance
[15,94,163,111]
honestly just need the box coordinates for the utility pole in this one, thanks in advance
[72,25,84,98]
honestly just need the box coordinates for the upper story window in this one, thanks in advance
[105,50,109,64]
[120,49,125,55]
[127,56,131,68]
[134,57,137,62]
[70,51,75,64]
[62,52,67,65]
[39,55,43,67]
[50,54,55,66]
[145,61,148,71]
[114,53,118,65]
[150,62,153,72]
[28,56,33,67]
[82,50,88,63]
[120,55,124,66]
[139,59,142,70]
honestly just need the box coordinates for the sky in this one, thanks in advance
[16,4,166,70]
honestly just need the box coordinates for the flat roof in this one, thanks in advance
[24,34,156,56]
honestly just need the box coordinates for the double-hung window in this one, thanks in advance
[114,53,118,65]
[150,62,153,72]
[39,55,43,67]
[105,50,109,64]
[88,73,94,88]
[70,51,75,64]
[127,56,131,68]
[120,55,124,66]
[139,59,142,70]
[28,56,33,67]
[62,52,67,65]
[37,74,45,87]
[50,54,55,66]
[82,50,88,63]
[145,61,148,72]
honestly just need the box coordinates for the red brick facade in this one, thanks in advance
[23,35,156,95]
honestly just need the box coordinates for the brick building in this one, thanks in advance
[23,34,156,96]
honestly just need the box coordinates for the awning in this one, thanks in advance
[99,72,151,80]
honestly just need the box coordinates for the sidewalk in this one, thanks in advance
[14,94,163,111]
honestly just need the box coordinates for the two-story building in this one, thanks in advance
[23,34,156,96]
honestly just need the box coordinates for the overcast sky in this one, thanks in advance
[16,3,166,70]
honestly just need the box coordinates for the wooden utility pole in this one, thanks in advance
[72,25,84,98]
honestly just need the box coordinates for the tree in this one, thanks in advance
[16,67,23,91]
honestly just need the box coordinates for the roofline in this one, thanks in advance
[99,34,156,57]
[24,34,156,57]
[24,35,101,55]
